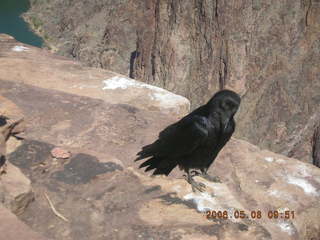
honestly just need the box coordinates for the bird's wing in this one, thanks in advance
[136,115,210,160]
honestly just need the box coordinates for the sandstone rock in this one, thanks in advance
[0,204,48,240]
[9,137,320,240]
[0,95,24,122]
[0,162,34,215]
[24,0,320,164]
[0,77,319,239]
[51,147,71,159]
[0,79,181,168]
[1,32,320,239]
[0,34,190,117]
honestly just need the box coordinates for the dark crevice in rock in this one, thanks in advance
[102,27,111,45]
[129,50,139,79]
[151,0,161,83]
[305,0,312,26]
[168,0,178,26]
[312,124,320,167]
[215,0,219,18]
[219,41,229,90]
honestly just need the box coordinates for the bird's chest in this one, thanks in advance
[206,126,220,146]
[206,123,232,150]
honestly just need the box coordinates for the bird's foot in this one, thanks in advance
[190,170,201,177]
[200,173,221,183]
[185,175,206,192]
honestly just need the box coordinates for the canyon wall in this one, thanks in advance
[24,0,320,162]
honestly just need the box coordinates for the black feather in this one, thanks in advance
[134,90,241,177]
[145,165,157,172]
[139,157,157,169]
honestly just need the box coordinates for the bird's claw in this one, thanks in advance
[191,181,206,192]
[201,173,221,183]
[185,175,206,192]
[190,170,201,177]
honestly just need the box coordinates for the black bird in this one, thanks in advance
[135,90,241,191]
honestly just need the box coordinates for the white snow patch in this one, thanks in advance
[278,222,295,236]
[149,92,185,108]
[103,77,139,90]
[102,76,188,109]
[183,192,218,212]
[264,157,274,162]
[12,45,29,52]
[287,176,318,196]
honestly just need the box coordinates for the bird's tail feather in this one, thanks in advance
[135,140,176,175]
[152,163,176,176]
[139,156,176,176]
[135,143,157,161]
[139,157,156,169]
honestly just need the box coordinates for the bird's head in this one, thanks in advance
[206,90,241,129]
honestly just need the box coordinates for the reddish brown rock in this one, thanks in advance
[0,33,319,240]
[24,0,320,164]
[0,34,190,117]
[0,162,34,215]
[0,76,318,240]
[51,147,71,159]
[0,204,48,240]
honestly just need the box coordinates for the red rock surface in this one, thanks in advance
[24,0,320,164]
[0,35,320,240]
[51,147,71,159]
[0,205,48,240]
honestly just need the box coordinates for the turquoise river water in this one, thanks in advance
[0,0,43,47]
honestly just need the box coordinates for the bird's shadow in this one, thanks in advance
[158,192,196,209]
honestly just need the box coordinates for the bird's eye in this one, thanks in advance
[226,100,235,108]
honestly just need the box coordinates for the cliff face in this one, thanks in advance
[24,1,320,163]
[1,34,320,240]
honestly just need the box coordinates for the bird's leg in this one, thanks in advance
[200,169,221,183]
[190,170,201,177]
[185,169,206,192]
